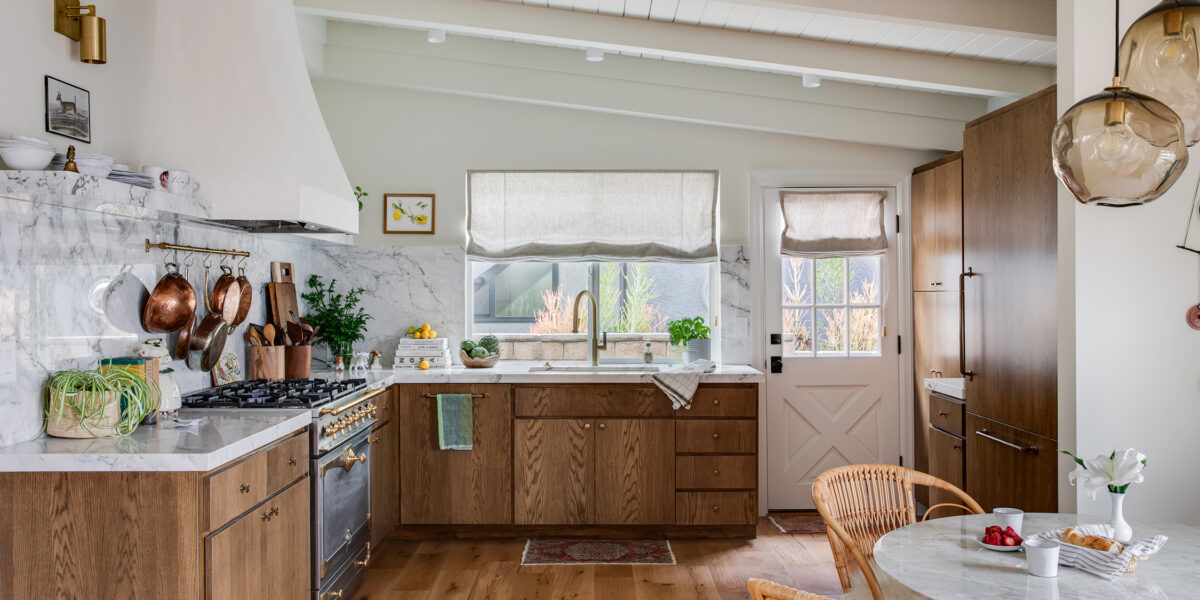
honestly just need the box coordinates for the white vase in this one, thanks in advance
[1108,491,1133,543]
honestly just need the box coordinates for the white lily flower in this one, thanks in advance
[1062,447,1148,498]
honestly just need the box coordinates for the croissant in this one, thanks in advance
[1062,527,1124,553]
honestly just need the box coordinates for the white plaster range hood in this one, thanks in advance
[139,0,357,234]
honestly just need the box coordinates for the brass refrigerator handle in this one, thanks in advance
[319,387,389,416]
[958,268,977,380]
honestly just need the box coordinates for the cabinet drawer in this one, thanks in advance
[929,393,964,437]
[207,452,268,531]
[676,455,755,489]
[966,413,1057,513]
[676,420,756,453]
[266,432,309,493]
[676,387,756,418]
[515,386,672,417]
[676,492,756,525]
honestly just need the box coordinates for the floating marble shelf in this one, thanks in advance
[0,170,212,221]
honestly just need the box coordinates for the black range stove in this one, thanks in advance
[181,378,368,409]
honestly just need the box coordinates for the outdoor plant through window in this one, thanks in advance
[471,261,710,335]
[782,256,882,357]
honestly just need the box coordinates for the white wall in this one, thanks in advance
[312,80,941,246]
[1064,0,1200,524]
[0,0,156,163]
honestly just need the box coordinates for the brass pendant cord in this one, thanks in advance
[1114,0,1121,79]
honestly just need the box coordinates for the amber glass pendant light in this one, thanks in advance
[1120,1,1200,145]
[1053,0,1189,206]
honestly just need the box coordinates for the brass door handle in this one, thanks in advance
[959,268,977,380]
[320,387,388,415]
[321,446,368,476]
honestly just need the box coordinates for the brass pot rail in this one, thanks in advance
[145,239,250,258]
[422,393,488,399]
[318,387,389,416]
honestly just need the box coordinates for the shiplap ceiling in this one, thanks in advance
[497,0,1057,66]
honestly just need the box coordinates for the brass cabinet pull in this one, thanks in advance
[712,505,720,512]
[369,436,381,444]
[270,507,279,517]
[953,443,962,450]
[932,281,942,286]
[712,469,720,476]
[712,433,720,440]
[598,423,607,430]
[354,543,372,568]
[261,511,271,522]
[583,423,591,430]
[937,411,948,417]
[959,268,977,380]
[975,429,1038,454]
[712,399,720,406]
[239,483,251,494]
[323,590,344,600]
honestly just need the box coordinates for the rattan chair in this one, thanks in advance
[747,578,834,600]
[812,464,984,595]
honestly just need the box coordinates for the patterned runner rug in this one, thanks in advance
[521,539,676,566]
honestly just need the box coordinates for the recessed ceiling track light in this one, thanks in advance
[802,74,821,88]
[427,29,446,44]
[586,48,604,62]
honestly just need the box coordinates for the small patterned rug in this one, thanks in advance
[769,513,827,534]
[521,539,676,566]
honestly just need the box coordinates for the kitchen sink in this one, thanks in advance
[528,364,662,373]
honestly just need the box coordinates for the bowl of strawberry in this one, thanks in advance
[977,525,1024,552]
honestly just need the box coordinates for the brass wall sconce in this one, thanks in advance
[53,0,106,64]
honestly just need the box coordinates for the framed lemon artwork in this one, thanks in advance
[383,193,435,234]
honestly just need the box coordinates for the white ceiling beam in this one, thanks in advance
[294,0,1054,97]
[319,36,968,150]
[725,0,1056,39]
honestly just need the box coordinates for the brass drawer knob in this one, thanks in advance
[598,423,607,430]
[712,399,720,406]
[239,483,251,494]
[288,457,297,466]
[712,433,720,440]
[712,505,720,512]
[712,469,720,476]
[938,411,948,417]
[583,423,591,430]
[953,443,961,450]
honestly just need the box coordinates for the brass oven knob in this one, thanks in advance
[324,424,337,436]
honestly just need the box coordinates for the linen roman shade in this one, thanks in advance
[779,191,888,258]
[467,171,718,263]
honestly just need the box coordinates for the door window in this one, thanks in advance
[781,256,882,357]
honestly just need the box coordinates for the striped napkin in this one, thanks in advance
[1031,524,1167,581]
[652,360,716,410]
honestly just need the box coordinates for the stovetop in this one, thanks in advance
[181,378,369,409]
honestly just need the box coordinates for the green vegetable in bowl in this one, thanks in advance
[470,346,490,359]
[460,340,477,352]
[478,335,500,355]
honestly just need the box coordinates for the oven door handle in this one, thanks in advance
[319,386,389,416]
[320,445,369,476]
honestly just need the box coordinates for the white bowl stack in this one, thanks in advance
[50,152,114,178]
[0,136,56,170]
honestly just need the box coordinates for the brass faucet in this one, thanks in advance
[572,290,608,366]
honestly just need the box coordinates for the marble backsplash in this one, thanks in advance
[719,245,753,365]
[0,190,313,447]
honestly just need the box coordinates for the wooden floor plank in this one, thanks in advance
[359,518,838,600]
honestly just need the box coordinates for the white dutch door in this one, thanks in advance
[764,188,902,510]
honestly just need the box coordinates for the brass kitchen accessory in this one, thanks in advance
[63,145,79,173]
[54,1,106,64]
[142,261,196,333]
[230,259,252,327]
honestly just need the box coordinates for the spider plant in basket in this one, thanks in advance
[44,368,158,438]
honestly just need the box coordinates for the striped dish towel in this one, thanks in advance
[652,360,716,410]
[1031,524,1167,581]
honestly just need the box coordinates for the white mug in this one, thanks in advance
[142,166,169,191]
[1024,538,1060,578]
[167,170,200,196]
[994,507,1024,536]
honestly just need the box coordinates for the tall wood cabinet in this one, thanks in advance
[961,86,1059,512]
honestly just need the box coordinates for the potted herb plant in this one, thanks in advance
[302,275,371,364]
[44,367,158,438]
[667,316,712,364]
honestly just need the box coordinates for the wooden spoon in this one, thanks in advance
[287,321,305,347]
[262,323,276,347]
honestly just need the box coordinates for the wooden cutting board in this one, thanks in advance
[270,262,295,284]
[268,282,298,330]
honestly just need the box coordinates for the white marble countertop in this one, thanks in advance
[924,377,966,400]
[341,361,764,384]
[874,513,1199,599]
[0,408,309,472]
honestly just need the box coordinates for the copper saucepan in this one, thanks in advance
[188,264,230,371]
[209,265,242,325]
[143,262,196,333]
[230,264,252,327]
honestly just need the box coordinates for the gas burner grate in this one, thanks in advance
[181,378,369,409]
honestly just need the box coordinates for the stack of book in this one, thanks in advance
[393,337,452,369]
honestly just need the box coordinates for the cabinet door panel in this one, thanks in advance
[399,384,513,524]
[963,89,1057,438]
[933,158,963,291]
[965,413,1057,513]
[594,419,674,524]
[263,479,311,600]
[514,419,594,525]
[370,418,399,547]
[911,168,937,292]
[207,506,265,600]
[926,428,965,516]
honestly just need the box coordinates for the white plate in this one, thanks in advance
[976,536,1024,552]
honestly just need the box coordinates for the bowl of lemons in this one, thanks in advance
[460,336,500,368]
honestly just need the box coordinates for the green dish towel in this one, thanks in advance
[437,393,474,451]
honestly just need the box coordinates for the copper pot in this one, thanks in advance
[187,311,228,371]
[142,263,196,333]
[229,266,252,327]
[209,265,241,325]
[174,313,194,360]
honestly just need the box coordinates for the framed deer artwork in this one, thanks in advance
[45,76,91,143]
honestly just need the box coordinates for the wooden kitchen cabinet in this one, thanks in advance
[912,290,959,501]
[399,384,513,524]
[911,152,963,292]
[370,386,400,547]
[515,418,595,525]
[926,426,965,513]
[594,418,675,524]
[966,414,1057,513]
[208,478,310,600]
[207,496,265,600]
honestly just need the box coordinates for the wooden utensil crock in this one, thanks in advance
[284,345,311,379]
[247,346,284,381]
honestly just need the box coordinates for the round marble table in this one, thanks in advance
[873,513,1199,599]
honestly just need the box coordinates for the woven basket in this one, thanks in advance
[459,349,499,368]
[45,390,121,438]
